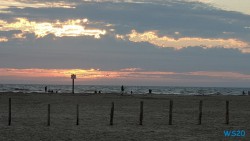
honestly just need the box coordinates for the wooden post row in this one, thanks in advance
[5,99,232,127]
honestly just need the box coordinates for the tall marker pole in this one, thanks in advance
[71,74,76,94]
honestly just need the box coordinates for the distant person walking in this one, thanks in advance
[45,86,47,93]
[149,89,152,94]
[242,91,245,95]
[121,85,124,95]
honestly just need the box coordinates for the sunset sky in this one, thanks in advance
[0,0,250,87]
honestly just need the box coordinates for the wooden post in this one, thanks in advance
[169,100,173,125]
[76,104,79,125]
[8,98,11,126]
[198,100,203,125]
[139,101,143,125]
[226,101,229,125]
[47,104,50,126]
[110,102,114,125]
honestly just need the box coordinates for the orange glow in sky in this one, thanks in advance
[1,68,250,83]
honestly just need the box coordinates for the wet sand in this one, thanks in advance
[0,93,249,141]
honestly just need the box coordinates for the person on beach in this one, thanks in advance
[121,85,124,95]
[242,91,245,95]
[45,86,47,93]
[149,89,152,94]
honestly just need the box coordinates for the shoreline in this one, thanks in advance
[1,91,249,96]
[1,84,249,96]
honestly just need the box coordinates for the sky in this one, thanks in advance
[0,0,250,87]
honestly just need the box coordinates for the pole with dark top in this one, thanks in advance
[139,101,143,125]
[226,101,229,125]
[198,100,203,125]
[71,74,76,94]
[73,79,74,94]
[169,100,173,125]
[8,98,11,126]
[110,102,114,125]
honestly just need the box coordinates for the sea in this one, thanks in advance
[0,84,249,95]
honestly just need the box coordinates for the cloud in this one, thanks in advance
[0,37,8,42]
[12,32,26,39]
[81,0,153,4]
[126,30,250,53]
[0,0,76,9]
[186,71,250,80]
[80,0,250,15]
[115,34,126,40]
[120,68,142,72]
[0,18,107,39]
[189,0,250,15]
[0,9,12,13]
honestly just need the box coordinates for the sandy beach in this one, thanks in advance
[0,93,249,141]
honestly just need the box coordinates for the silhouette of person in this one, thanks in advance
[45,86,47,93]
[121,85,124,95]
[149,89,152,94]
[131,91,133,94]
[242,91,245,95]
